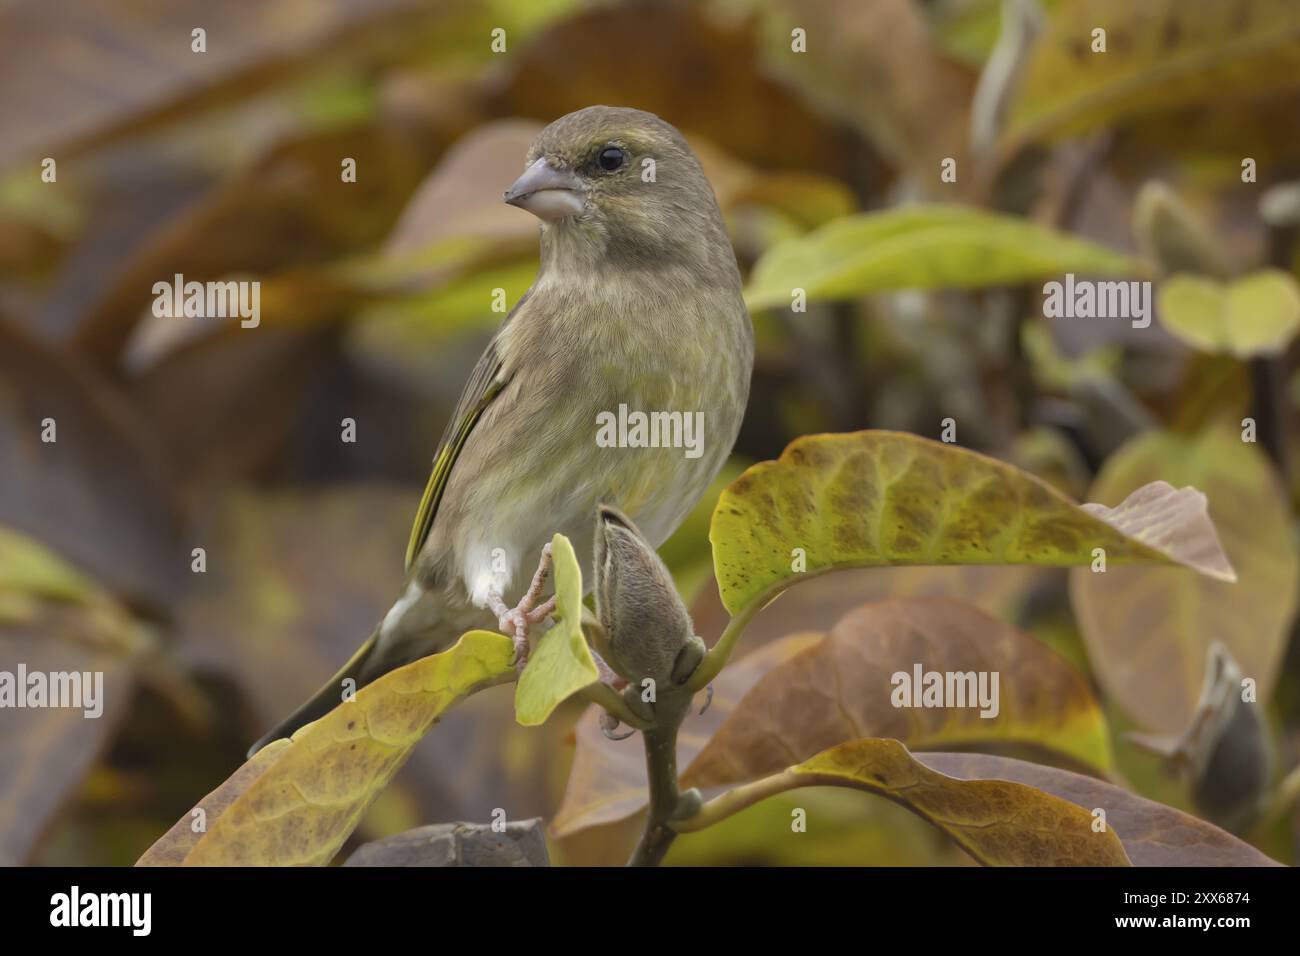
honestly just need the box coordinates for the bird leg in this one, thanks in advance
[487,543,557,672]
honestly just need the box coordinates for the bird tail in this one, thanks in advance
[247,625,381,758]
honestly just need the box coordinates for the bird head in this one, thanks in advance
[504,105,732,276]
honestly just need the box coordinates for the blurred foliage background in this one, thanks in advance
[2,0,1300,866]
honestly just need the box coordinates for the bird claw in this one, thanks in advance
[489,543,557,675]
[600,710,635,741]
[698,682,713,715]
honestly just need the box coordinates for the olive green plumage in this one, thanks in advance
[250,106,752,756]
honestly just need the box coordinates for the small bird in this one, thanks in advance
[250,106,753,755]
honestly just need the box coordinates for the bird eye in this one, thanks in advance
[598,147,626,172]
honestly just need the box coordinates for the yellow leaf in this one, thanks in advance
[710,430,1235,618]
[1005,0,1300,148]
[514,533,597,726]
[1157,270,1300,358]
[153,631,513,866]
[744,205,1138,310]
[694,738,1132,866]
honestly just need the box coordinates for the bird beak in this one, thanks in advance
[504,158,585,222]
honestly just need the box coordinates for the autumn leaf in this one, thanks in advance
[918,751,1280,866]
[552,596,1113,841]
[711,430,1234,618]
[679,738,1131,867]
[686,597,1114,787]
[138,630,514,866]
[1003,0,1300,150]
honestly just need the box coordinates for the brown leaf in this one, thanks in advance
[760,739,1131,866]
[554,595,1114,841]
[381,119,543,259]
[550,631,821,838]
[75,121,434,362]
[686,597,1113,790]
[752,0,976,175]
[0,319,181,609]
[918,752,1281,866]
[0,0,454,168]
[488,4,866,179]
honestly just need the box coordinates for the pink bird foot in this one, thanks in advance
[488,543,557,674]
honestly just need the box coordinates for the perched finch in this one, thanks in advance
[250,106,753,755]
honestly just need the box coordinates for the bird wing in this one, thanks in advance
[404,321,517,572]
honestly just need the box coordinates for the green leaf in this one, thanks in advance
[1004,0,1300,148]
[711,430,1235,617]
[694,738,1131,866]
[515,533,598,726]
[743,205,1139,310]
[1157,269,1300,358]
[1070,426,1298,734]
[0,526,97,605]
[142,630,514,866]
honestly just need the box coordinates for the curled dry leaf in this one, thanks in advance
[1070,427,1297,734]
